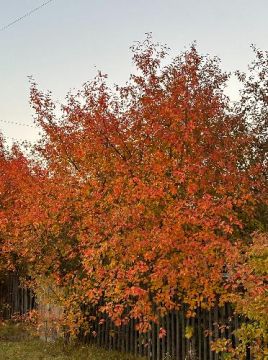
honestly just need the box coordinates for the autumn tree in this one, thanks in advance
[16,36,265,333]
[210,47,268,360]
[0,136,33,275]
[1,37,266,340]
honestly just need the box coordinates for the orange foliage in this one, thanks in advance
[0,36,267,333]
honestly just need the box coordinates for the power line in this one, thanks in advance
[3,132,41,142]
[0,0,55,33]
[3,135,34,143]
[0,119,37,128]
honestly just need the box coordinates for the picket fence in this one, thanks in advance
[80,304,245,360]
[0,273,35,319]
[0,273,252,360]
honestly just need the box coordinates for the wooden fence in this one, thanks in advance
[81,304,245,360]
[0,273,35,320]
[0,273,252,359]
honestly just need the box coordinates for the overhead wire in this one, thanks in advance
[4,135,29,142]
[0,1,56,140]
[0,119,37,128]
[0,0,56,33]
[0,120,40,142]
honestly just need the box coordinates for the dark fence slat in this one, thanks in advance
[1,273,257,360]
[181,306,186,359]
[197,307,202,360]
[0,273,35,320]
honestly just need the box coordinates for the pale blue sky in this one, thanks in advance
[0,0,267,144]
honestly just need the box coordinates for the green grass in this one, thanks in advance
[0,340,144,360]
[0,323,143,360]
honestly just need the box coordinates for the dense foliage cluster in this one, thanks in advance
[0,37,267,355]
